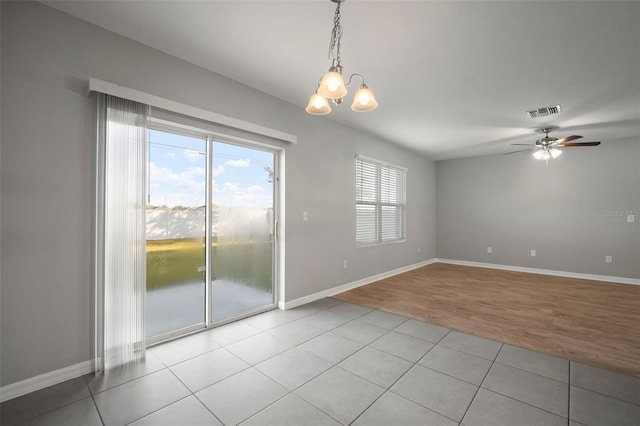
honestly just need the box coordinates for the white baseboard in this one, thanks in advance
[6,258,632,403]
[3,260,437,403]
[279,258,437,310]
[0,360,94,403]
[436,258,640,286]
[278,257,638,311]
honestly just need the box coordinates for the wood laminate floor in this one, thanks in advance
[334,262,640,378]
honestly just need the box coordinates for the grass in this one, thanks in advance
[146,239,205,291]
[146,238,206,253]
[146,238,272,291]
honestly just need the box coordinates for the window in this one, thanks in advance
[356,155,407,245]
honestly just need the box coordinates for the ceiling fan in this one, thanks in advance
[505,128,601,164]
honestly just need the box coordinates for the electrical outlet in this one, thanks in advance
[303,211,309,221]
[417,246,421,253]
[343,260,348,269]
[628,215,635,223]
[530,250,536,257]
[487,247,492,253]
[605,255,613,264]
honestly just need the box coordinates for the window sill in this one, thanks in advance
[357,239,407,248]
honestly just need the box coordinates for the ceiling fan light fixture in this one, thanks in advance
[508,128,600,161]
[306,0,377,115]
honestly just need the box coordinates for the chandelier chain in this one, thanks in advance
[328,0,343,65]
[306,0,378,115]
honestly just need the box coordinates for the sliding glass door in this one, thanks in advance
[210,141,275,322]
[145,127,277,341]
[145,129,207,339]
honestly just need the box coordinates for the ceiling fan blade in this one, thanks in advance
[556,141,601,147]
[554,135,582,144]
[511,143,536,146]
[504,148,536,155]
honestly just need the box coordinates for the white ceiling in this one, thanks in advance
[43,0,640,160]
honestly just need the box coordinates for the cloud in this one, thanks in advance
[184,150,205,163]
[213,165,225,176]
[147,162,206,206]
[213,182,272,208]
[225,158,251,167]
[147,161,271,209]
[148,162,181,185]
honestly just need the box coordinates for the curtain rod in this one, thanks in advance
[88,78,297,144]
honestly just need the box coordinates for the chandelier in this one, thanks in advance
[306,0,378,115]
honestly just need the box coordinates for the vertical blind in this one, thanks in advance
[96,94,148,371]
[356,155,407,245]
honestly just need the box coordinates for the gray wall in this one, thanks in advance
[0,1,435,386]
[436,139,640,279]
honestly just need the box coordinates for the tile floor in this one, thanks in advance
[2,297,640,426]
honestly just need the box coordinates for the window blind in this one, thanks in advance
[356,155,407,245]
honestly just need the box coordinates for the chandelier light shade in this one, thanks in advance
[318,67,348,99]
[306,0,378,115]
[351,84,379,112]
[306,92,332,115]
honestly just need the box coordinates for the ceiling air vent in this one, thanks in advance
[526,104,561,118]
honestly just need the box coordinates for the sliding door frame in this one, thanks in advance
[207,136,281,327]
[145,118,283,345]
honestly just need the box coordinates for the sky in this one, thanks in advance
[147,129,274,208]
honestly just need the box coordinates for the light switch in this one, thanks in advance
[303,211,309,221]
